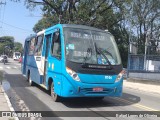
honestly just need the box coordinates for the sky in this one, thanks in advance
[0,0,42,45]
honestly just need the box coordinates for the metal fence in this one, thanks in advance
[128,54,160,72]
[128,43,160,73]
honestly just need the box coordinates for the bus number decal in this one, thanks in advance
[105,76,112,80]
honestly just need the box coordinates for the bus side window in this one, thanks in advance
[51,30,61,59]
[35,35,43,56]
[29,37,36,55]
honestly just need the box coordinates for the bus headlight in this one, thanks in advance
[66,67,80,82]
[115,70,125,82]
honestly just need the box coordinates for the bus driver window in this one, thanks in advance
[51,30,61,59]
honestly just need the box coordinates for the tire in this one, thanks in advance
[50,82,61,102]
[28,73,34,86]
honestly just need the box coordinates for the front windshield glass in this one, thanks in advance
[15,53,20,56]
[64,27,121,65]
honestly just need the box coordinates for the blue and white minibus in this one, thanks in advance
[22,24,124,102]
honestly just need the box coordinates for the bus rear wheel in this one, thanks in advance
[51,82,61,102]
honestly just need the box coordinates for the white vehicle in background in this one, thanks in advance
[13,52,21,60]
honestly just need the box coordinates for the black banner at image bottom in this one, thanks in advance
[0,111,160,117]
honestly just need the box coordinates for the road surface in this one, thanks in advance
[0,59,160,120]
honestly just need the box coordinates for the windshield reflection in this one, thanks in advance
[64,28,121,65]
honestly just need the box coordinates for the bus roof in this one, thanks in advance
[45,24,109,34]
[37,30,45,36]
[25,24,111,41]
[62,24,105,32]
[25,34,36,41]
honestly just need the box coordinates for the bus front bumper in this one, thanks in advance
[60,79,123,97]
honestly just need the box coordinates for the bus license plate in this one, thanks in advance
[93,87,103,92]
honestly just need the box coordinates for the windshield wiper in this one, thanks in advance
[83,47,92,65]
[94,42,112,67]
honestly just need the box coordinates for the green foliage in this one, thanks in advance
[126,0,160,54]
[14,42,23,54]
[0,36,14,55]
[13,0,160,67]
[0,36,23,57]
[32,0,129,31]
[26,0,131,67]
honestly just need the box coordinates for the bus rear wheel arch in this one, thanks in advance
[49,79,61,102]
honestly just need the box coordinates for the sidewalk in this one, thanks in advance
[0,85,12,120]
[124,80,160,95]
[0,85,10,111]
[0,69,18,120]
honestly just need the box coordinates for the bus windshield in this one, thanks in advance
[15,53,20,56]
[64,28,121,65]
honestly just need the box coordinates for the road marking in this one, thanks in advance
[113,97,159,111]
[6,66,11,69]
[0,66,20,70]
[13,66,17,69]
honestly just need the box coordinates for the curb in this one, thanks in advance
[1,72,19,120]
[124,84,160,95]
[123,80,160,95]
[126,78,160,85]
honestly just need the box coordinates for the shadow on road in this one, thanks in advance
[61,92,141,108]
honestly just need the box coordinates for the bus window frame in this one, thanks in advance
[50,30,62,60]
[28,37,36,56]
[34,35,44,56]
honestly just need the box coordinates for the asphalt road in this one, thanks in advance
[0,59,160,120]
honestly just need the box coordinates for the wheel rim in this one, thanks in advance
[51,83,56,98]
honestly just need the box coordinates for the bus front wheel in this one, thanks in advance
[51,82,61,102]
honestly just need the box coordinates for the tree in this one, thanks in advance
[24,0,129,31]
[27,0,131,67]
[126,0,160,54]
[14,42,23,54]
[0,36,14,56]
[8,0,130,66]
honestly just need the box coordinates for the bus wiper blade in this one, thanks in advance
[83,48,92,65]
[94,43,112,67]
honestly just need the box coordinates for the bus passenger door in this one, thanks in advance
[41,34,51,85]
[48,29,62,95]
[34,35,44,84]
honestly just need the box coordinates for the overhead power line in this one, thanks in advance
[0,20,33,32]
[0,0,6,28]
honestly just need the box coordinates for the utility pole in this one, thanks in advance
[144,31,149,71]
